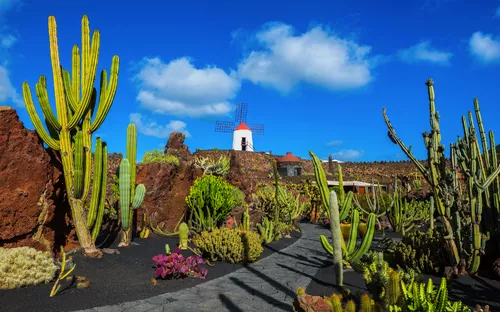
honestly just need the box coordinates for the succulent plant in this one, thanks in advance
[119,123,146,247]
[191,228,263,263]
[152,248,207,280]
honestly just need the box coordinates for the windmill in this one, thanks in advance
[215,103,264,152]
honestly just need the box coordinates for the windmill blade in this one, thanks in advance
[234,102,248,124]
[248,124,264,135]
[215,121,235,133]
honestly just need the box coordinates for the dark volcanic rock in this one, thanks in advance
[0,106,69,253]
[164,132,191,162]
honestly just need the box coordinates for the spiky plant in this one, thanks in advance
[22,15,118,257]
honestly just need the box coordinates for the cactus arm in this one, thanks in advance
[339,191,353,220]
[73,131,84,199]
[329,191,343,286]
[90,57,119,132]
[350,213,375,263]
[319,235,334,254]
[382,108,430,182]
[347,209,360,254]
[80,90,97,201]
[132,184,146,209]
[35,79,61,131]
[62,69,79,111]
[71,45,80,111]
[87,138,103,227]
[22,83,60,150]
[66,16,99,130]
[309,151,331,218]
[91,142,107,240]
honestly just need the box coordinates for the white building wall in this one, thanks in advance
[232,129,254,151]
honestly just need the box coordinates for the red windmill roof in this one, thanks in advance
[279,152,301,162]
[235,122,250,131]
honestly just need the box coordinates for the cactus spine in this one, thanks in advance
[22,15,119,257]
[329,191,343,286]
[119,123,146,247]
[179,222,189,249]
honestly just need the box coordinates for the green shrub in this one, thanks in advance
[232,186,248,208]
[194,155,230,176]
[0,247,58,289]
[186,175,236,232]
[141,149,179,166]
[252,184,295,222]
[191,228,263,263]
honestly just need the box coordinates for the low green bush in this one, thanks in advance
[191,228,263,263]
[141,149,179,166]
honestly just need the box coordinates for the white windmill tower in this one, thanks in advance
[215,103,264,152]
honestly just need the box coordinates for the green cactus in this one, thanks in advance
[388,184,430,236]
[309,151,352,220]
[22,15,118,257]
[179,222,189,250]
[383,78,500,274]
[320,209,376,265]
[353,180,391,233]
[257,217,281,243]
[328,191,344,286]
[240,206,251,231]
[119,123,146,247]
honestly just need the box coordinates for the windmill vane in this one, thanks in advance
[214,102,264,152]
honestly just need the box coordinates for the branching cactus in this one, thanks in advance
[383,78,500,274]
[22,15,119,257]
[309,151,352,220]
[257,217,280,243]
[353,180,391,232]
[389,185,430,236]
[320,209,376,265]
[119,123,146,247]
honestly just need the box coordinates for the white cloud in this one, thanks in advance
[326,140,343,146]
[236,23,375,92]
[469,31,500,63]
[1,34,16,48]
[398,41,452,65]
[134,57,240,118]
[130,113,191,139]
[0,65,22,106]
[331,149,363,161]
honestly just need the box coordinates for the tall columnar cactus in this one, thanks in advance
[119,123,146,247]
[309,151,352,220]
[328,191,343,286]
[383,78,500,275]
[22,15,119,257]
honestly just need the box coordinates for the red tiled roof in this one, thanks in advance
[279,152,301,162]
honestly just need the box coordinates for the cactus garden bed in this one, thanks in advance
[0,229,301,312]
[302,226,500,311]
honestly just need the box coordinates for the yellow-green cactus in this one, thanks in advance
[0,247,58,289]
[179,222,189,250]
[191,228,263,263]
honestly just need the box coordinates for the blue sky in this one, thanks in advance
[1,0,500,162]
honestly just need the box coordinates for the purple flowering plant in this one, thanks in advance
[152,248,208,280]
